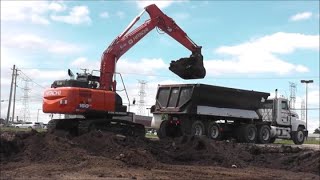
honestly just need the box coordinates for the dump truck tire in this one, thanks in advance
[292,127,305,145]
[207,122,223,140]
[191,120,205,136]
[157,121,168,139]
[257,125,271,144]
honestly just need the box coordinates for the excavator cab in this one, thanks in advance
[169,52,206,79]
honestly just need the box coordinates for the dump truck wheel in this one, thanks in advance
[157,121,168,139]
[292,127,305,145]
[238,124,257,143]
[191,121,205,136]
[257,125,271,144]
[207,122,223,140]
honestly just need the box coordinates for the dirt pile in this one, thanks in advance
[1,131,319,175]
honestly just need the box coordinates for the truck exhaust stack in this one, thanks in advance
[169,53,206,79]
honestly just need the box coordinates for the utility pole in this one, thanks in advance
[6,65,16,125]
[12,68,18,123]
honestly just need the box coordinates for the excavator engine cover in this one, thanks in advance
[169,54,206,79]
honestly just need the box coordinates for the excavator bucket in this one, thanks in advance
[169,53,206,79]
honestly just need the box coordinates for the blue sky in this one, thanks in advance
[1,1,319,131]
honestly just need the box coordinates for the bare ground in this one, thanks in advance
[0,130,319,179]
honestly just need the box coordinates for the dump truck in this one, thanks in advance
[151,84,308,144]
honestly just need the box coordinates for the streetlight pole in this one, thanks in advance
[300,80,313,133]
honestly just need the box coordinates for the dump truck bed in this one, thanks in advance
[153,84,270,115]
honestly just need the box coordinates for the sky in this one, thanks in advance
[1,0,319,132]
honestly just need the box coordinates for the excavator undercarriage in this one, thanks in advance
[47,118,145,137]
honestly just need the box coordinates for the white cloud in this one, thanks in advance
[3,33,83,54]
[51,6,91,25]
[100,11,109,19]
[136,0,183,9]
[70,57,168,76]
[31,14,50,25]
[70,57,99,70]
[290,12,313,21]
[117,58,167,75]
[48,2,66,12]
[206,32,318,76]
[216,32,319,55]
[23,69,68,80]
[1,1,51,25]
[116,11,125,19]
[49,41,83,54]
[1,1,91,25]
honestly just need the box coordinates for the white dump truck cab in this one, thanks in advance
[259,97,307,144]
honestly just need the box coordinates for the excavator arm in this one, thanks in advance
[100,4,206,91]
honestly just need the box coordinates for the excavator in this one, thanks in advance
[43,4,206,136]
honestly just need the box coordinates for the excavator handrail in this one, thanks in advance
[115,72,131,112]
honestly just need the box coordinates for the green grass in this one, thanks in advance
[275,139,320,145]
[145,133,158,139]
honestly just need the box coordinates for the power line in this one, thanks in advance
[16,67,320,80]
[18,70,46,89]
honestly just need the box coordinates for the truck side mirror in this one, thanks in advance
[150,105,155,113]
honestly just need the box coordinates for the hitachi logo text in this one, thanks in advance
[46,90,61,96]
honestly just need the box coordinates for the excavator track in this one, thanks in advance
[48,118,145,137]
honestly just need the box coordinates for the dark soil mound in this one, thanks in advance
[1,131,319,175]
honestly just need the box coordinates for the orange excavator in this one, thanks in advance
[43,4,206,136]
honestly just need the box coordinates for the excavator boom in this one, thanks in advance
[100,4,206,90]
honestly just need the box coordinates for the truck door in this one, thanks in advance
[280,100,291,126]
